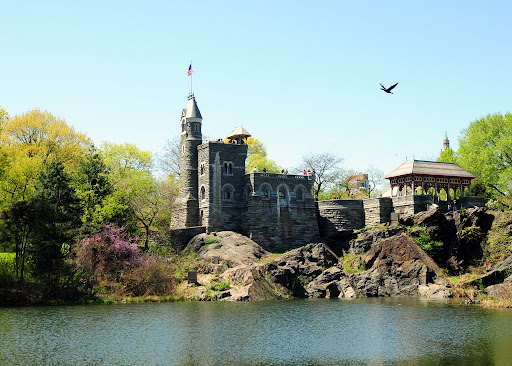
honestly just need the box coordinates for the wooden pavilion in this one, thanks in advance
[385,160,476,201]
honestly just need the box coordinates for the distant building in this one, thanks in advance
[442,133,450,152]
[347,174,369,195]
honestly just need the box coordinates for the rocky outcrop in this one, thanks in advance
[347,226,405,254]
[305,233,450,299]
[350,234,447,297]
[185,231,268,274]
[400,206,495,272]
[183,230,451,301]
[262,243,339,296]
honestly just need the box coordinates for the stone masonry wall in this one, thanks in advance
[241,172,319,251]
[363,198,394,227]
[391,195,432,216]
[168,226,206,251]
[316,200,365,236]
[197,142,248,232]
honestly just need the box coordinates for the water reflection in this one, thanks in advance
[1,298,511,365]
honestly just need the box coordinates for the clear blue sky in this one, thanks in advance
[1,1,511,176]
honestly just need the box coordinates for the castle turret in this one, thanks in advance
[171,94,203,228]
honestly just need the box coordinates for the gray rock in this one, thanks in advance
[188,231,268,274]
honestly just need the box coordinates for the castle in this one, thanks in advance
[170,94,485,251]
[170,94,319,251]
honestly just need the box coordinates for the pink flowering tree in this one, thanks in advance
[74,225,175,297]
[75,225,144,277]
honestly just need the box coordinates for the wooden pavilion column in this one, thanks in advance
[447,182,451,201]
[412,179,416,195]
[434,180,438,202]
[460,182,464,198]
[421,180,425,195]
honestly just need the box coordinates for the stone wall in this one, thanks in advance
[460,196,486,208]
[363,198,394,227]
[391,195,432,216]
[198,141,248,232]
[168,226,206,251]
[316,200,364,236]
[241,172,319,251]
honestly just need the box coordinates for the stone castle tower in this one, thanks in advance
[171,94,203,228]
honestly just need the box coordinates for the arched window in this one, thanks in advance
[200,162,205,175]
[200,186,206,200]
[296,187,304,201]
[277,184,290,205]
[260,184,271,200]
[222,184,234,201]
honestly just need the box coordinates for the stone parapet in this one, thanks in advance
[316,200,365,236]
[391,195,432,216]
[363,198,394,227]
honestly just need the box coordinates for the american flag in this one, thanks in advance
[187,64,193,76]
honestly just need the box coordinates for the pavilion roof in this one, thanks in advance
[385,160,476,179]
[226,126,251,140]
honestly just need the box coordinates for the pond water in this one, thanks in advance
[1,297,512,365]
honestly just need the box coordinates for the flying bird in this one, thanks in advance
[380,82,398,94]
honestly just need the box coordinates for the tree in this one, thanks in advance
[1,161,80,282]
[0,109,90,209]
[1,200,36,281]
[74,147,112,230]
[96,142,157,235]
[28,162,81,280]
[245,137,281,173]
[457,113,512,198]
[158,136,181,178]
[366,165,385,198]
[437,147,458,164]
[299,153,344,200]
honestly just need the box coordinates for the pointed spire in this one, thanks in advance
[184,94,202,119]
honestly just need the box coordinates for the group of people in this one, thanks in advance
[251,167,314,176]
[214,138,246,144]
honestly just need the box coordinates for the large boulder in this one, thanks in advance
[263,243,339,296]
[350,233,447,297]
[185,231,268,274]
[348,226,405,254]
[217,266,292,301]
[305,266,356,299]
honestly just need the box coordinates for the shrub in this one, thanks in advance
[340,252,366,274]
[0,253,16,287]
[121,256,176,296]
[483,211,512,265]
[209,280,230,291]
[75,225,143,276]
[204,233,219,245]
[412,226,443,256]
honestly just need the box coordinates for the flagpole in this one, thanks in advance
[190,60,193,95]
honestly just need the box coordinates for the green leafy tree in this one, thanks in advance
[26,162,81,281]
[74,147,112,231]
[437,147,458,164]
[245,137,281,173]
[458,113,512,198]
[0,109,90,209]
